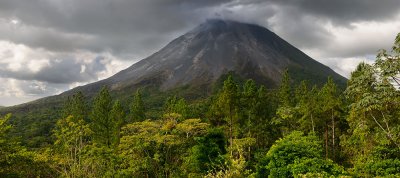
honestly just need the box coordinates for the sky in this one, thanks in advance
[0,0,400,106]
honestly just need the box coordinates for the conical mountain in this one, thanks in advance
[70,19,345,95]
[2,19,346,112]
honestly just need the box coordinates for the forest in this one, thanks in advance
[1,35,400,178]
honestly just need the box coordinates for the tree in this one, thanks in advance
[216,75,239,156]
[256,131,345,177]
[62,91,88,122]
[295,82,320,134]
[90,86,114,148]
[130,90,146,122]
[0,114,53,177]
[343,63,400,176]
[109,100,125,147]
[118,117,210,177]
[176,118,209,139]
[319,77,342,160]
[278,69,293,107]
[183,128,226,176]
[253,85,279,149]
[341,33,400,177]
[275,70,297,134]
[52,115,92,177]
[164,96,188,119]
[240,79,258,138]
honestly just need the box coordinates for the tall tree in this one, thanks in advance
[52,115,92,177]
[319,77,342,160]
[62,91,88,122]
[240,79,258,137]
[295,81,318,133]
[278,69,293,107]
[164,96,188,119]
[275,69,297,134]
[90,86,113,147]
[344,61,400,176]
[109,100,125,147]
[217,75,239,156]
[130,90,146,122]
[253,85,278,149]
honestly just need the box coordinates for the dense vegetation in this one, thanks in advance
[1,35,400,177]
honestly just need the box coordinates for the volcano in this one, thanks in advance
[2,19,346,115]
[63,19,345,96]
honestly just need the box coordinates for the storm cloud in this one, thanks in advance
[0,0,399,106]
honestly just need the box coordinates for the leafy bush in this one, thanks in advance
[256,131,346,178]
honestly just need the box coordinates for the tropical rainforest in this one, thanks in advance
[1,35,400,177]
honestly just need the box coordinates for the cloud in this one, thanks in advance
[270,0,400,25]
[0,41,128,83]
[0,41,128,106]
[0,77,69,106]
[0,0,400,105]
[1,0,398,58]
[0,0,232,57]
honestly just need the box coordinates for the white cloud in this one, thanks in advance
[0,41,129,106]
[320,56,374,78]
[297,16,400,78]
[0,41,51,72]
[323,19,400,58]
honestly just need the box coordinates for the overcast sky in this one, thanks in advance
[0,0,400,106]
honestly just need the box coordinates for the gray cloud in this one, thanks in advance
[1,0,399,58]
[0,0,400,106]
[271,0,400,25]
[0,0,232,57]
[0,56,107,83]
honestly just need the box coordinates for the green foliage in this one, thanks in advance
[240,79,258,137]
[263,131,321,177]
[215,75,240,155]
[164,96,189,120]
[80,145,122,177]
[90,86,114,148]
[274,70,298,134]
[341,33,400,177]
[0,114,11,138]
[109,100,125,147]
[129,89,146,122]
[52,115,92,177]
[0,114,54,177]
[295,82,320,133]
[363,158,400,177]
[118,117,210,177]
[183,128,227,176]
[290,158,345,177]
[62,91,88,122]
[279,69,293,107]
[257,131,345,178]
